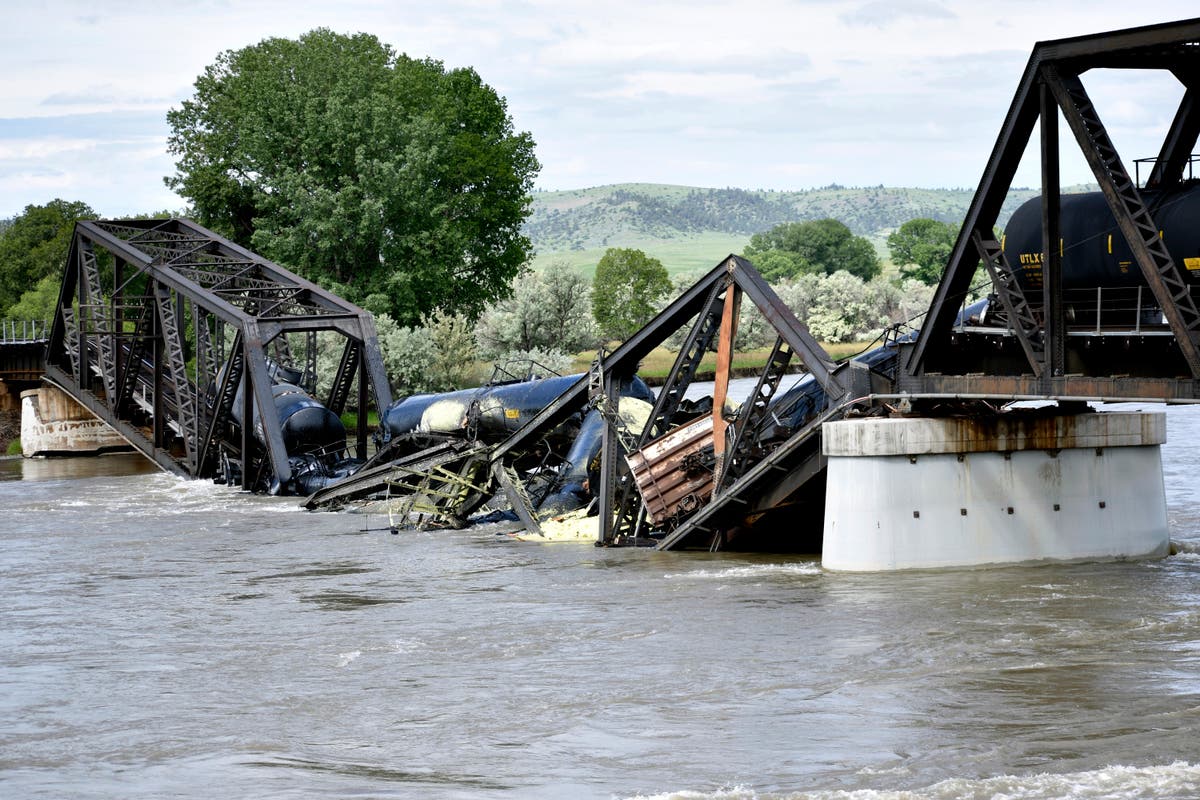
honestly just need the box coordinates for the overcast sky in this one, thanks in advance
[1,1,1198,218]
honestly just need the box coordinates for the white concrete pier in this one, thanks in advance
[20,385,131,456]
[821,411,1169,571]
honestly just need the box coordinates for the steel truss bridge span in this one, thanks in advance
[354,17,1200,551]
[44,218,392,492]
[905,17,1200,398]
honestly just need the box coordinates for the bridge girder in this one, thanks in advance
[904,17,1200,400]
[45,218,392,491]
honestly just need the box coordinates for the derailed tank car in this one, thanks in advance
[1002,184,1200,334]
[218,363,361,495]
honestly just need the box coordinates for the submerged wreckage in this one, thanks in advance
[304,18,1200,567]
[306,254,896,552]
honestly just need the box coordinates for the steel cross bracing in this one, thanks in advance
[972,232,1044,377]
[44,218,393,492]
[717,335,794,491]
[904,17,1200,400]
[585,256,845,548]
[606,279,730,543]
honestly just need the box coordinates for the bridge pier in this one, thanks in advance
[20,385,131,457]
[821,411,1169,571]
[0,379,17,414]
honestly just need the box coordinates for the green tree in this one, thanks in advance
[887,218,957,284]
[7,274,62,322]
[743,218,880,281]
[423,311,478,391]
[377,319,438,395]
[0,199,95,315]
[475,261,596,358]
[592,248,672,341]
[165,29,540,325]
[750,249,813,283]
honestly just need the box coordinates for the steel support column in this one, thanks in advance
[1044,64,1200,378]
[1040,80,1065,378]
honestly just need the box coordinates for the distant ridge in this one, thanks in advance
[525,183,1088,274]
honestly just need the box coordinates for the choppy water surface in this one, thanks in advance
[2,407,1200,799]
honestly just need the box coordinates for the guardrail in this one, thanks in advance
[0,320,50,344]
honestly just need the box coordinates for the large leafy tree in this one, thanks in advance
[0,199,96,317]
[743,218,880,282]
[887,217,957,285]
[165,29,540,325]
[592,248,672,341]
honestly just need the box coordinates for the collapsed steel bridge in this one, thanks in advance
[39,18,1200,552]
[44,218,392,492]
[313,17,1200,551]
[303,253,876,551]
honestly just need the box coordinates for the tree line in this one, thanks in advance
[0,194,963,399]
[362,218,954,396]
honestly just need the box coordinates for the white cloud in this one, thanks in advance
[1,0,1199,215]
[839,0,957,28]
[588,70,803,103]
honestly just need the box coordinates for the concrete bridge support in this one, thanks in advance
[20,384,130,457]
[822,411,1169,571]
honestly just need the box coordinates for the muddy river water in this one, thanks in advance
[2,401,1199,798]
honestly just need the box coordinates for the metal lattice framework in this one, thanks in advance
[481,254,848,548]
[44,218,392,490]
[904,17,1200,401]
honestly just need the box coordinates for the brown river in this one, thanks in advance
[2,402,1199,799]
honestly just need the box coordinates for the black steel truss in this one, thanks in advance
[591,256,845,546]
[45,218,392,490]
[905,17,1200,397]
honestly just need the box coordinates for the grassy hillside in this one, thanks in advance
[524,183,1083,275]
[529,231,750,276]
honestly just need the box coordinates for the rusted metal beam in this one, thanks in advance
[897,373,1199,401]
[711,280,740,483]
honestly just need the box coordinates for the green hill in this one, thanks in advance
[525,183,1075,275]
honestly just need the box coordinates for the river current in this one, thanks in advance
[2,402,1200,799]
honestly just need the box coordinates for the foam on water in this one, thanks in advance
[623,761,1200,800]
[662,563,823,581]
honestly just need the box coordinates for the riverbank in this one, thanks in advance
[1,407,19,455]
